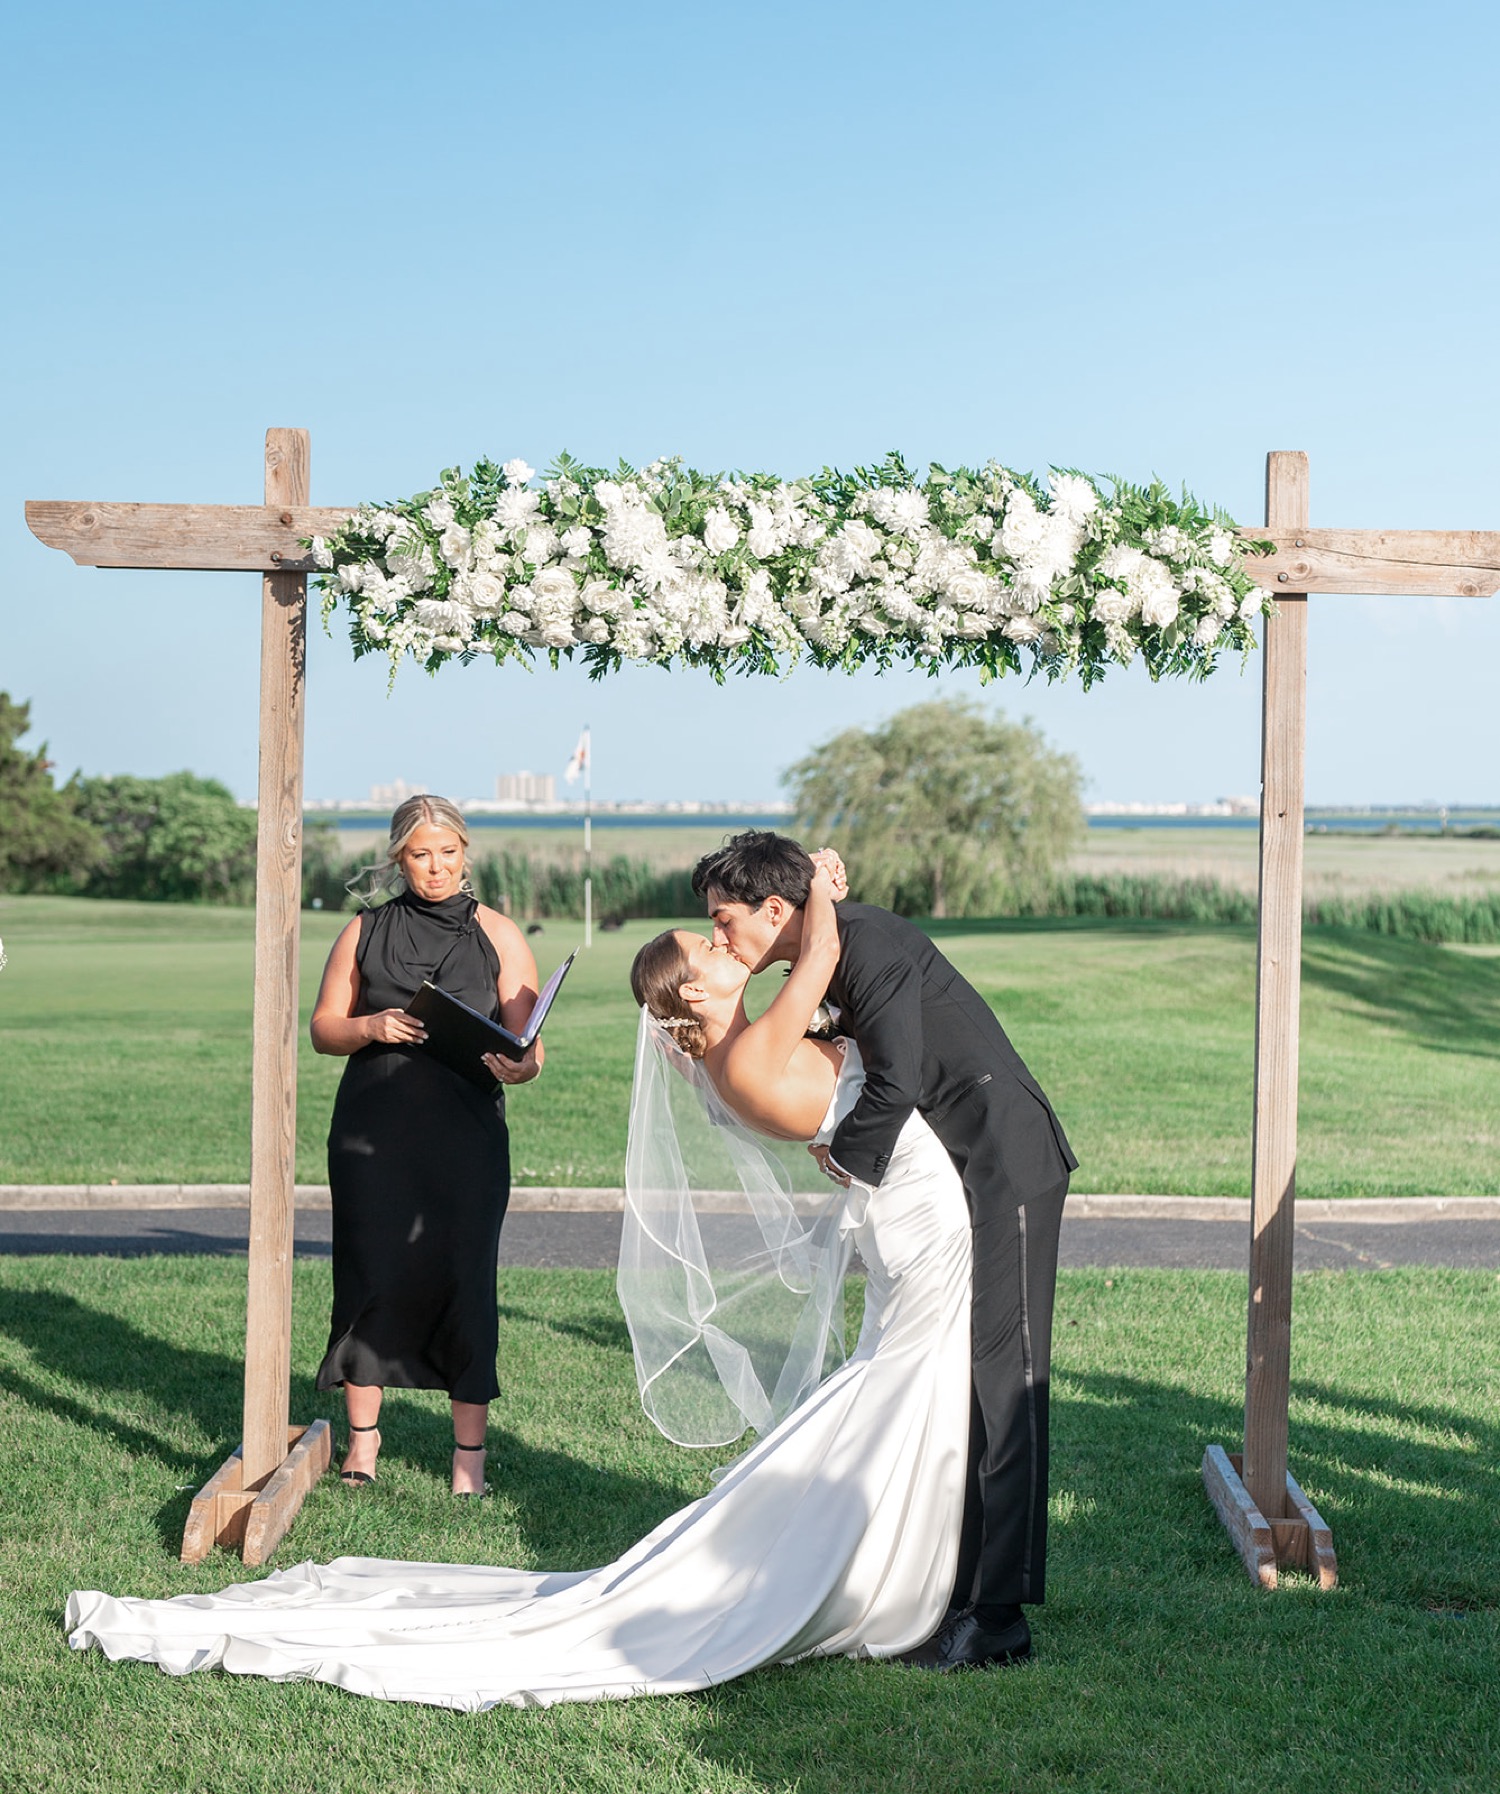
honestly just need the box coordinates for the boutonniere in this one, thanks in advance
[806,1001,842,1039]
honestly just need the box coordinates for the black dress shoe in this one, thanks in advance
[895,1606,1032,1670]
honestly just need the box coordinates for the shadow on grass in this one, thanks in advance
[1301,929,1500,1061]
[1052,1364,1500,1609]
[0,1285,691,1567]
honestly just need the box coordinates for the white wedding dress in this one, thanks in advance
[66,1046,973,1711]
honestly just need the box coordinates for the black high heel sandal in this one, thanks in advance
[340,1421,380,1487]
[453,1440,490,1500]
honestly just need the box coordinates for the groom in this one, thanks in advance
[693,831,1076,1670]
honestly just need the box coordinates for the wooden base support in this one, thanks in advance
[181,1420,333,1566]
[1202,1445,1337,1589]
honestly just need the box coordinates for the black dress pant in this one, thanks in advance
[936,1089,1070,1609]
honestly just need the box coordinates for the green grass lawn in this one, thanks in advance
[0,1257,1494,1792]
[1,895,1497,1195]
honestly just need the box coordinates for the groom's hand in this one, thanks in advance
[809,1144,852,1187]
[809,848,848,900]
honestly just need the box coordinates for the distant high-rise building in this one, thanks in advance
[495,771,556,804]
[370,778,426,808]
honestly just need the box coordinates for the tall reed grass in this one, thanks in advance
[301,848,1500,944]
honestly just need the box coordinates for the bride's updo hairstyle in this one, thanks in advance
[630,932,710,1059]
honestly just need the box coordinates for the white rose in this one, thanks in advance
[702,505,740,555]
[1208,529,1236,567]
[463,571,507,615]
[502,458,535,487]
[561,526,593,559]
[1238,590,1265,620]
[423,495,456,529]
[1003,615,1044,643]
[439,523,472,568]
[1193,615,1224,648]
[532,566,578,608]
[1138,569,1180,630]
[1092,584,1134,625]
[581,617,612,644]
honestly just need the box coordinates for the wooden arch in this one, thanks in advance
[26,432,1500,1570]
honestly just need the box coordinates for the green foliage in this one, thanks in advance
[301,842,698,920]
[787,698,1085,917]
[73,772,259,904]
[1015,874,1500,942]
[0,693,104,892]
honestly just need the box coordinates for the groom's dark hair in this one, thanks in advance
[692,831,814,909]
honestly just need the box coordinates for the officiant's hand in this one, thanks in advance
[365,1008,427,1046]
[809,849,848,900]
[483,1040,543,1086]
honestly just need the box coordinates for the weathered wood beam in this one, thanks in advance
[1240,528,1500,596]
[241,430,308,1489]
[25,501,352,572]
[1244,450,1308,1526]
[27,500,1500,595]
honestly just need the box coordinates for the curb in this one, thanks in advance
[1,1186,1497,1222]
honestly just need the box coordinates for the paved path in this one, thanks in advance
[3,1205,1497,1270]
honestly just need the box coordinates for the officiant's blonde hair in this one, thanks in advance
[347,794,474,905]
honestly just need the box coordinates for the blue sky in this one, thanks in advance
[4,0,1497,807]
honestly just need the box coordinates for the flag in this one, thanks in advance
[564,728,590,785]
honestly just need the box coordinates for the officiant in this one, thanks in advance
[309,794,543,1498]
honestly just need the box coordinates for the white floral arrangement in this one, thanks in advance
[312,453,1272,687]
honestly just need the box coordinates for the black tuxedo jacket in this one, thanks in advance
[825,902,1077,1195]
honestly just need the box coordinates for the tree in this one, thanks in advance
[786,699,1084,918]
[0,693,104,891]
[74,771,259,904]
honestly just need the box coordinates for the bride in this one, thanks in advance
[66,867,974,1711]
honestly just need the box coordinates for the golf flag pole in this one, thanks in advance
[565,727,592,947]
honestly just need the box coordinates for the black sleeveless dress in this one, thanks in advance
[315,891,509,1405]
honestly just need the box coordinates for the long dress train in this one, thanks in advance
[65,1047,972,1711]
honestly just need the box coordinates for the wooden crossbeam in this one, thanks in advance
[25,502,350,572]
[1245,529,1500,597]
[26,501,1500,596]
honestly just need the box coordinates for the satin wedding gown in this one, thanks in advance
[67,1045,973,1711]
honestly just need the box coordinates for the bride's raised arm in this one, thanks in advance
[721,864,841,1088]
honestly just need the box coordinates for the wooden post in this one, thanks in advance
[1245,450,1309,1522]
[242,428,309,1486]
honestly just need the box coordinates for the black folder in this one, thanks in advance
[405,951,577,1090]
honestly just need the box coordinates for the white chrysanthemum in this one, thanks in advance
[1047,472,1100,524]
[335,560,366,594]
[518,523,560,568]
[502,458,534,487]
[864,486,930,535]
[424,495,456,530]
[495,488,542,532]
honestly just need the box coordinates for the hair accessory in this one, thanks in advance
[653,1013,695,1033]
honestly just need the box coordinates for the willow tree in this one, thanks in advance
[786,698,1084,918]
